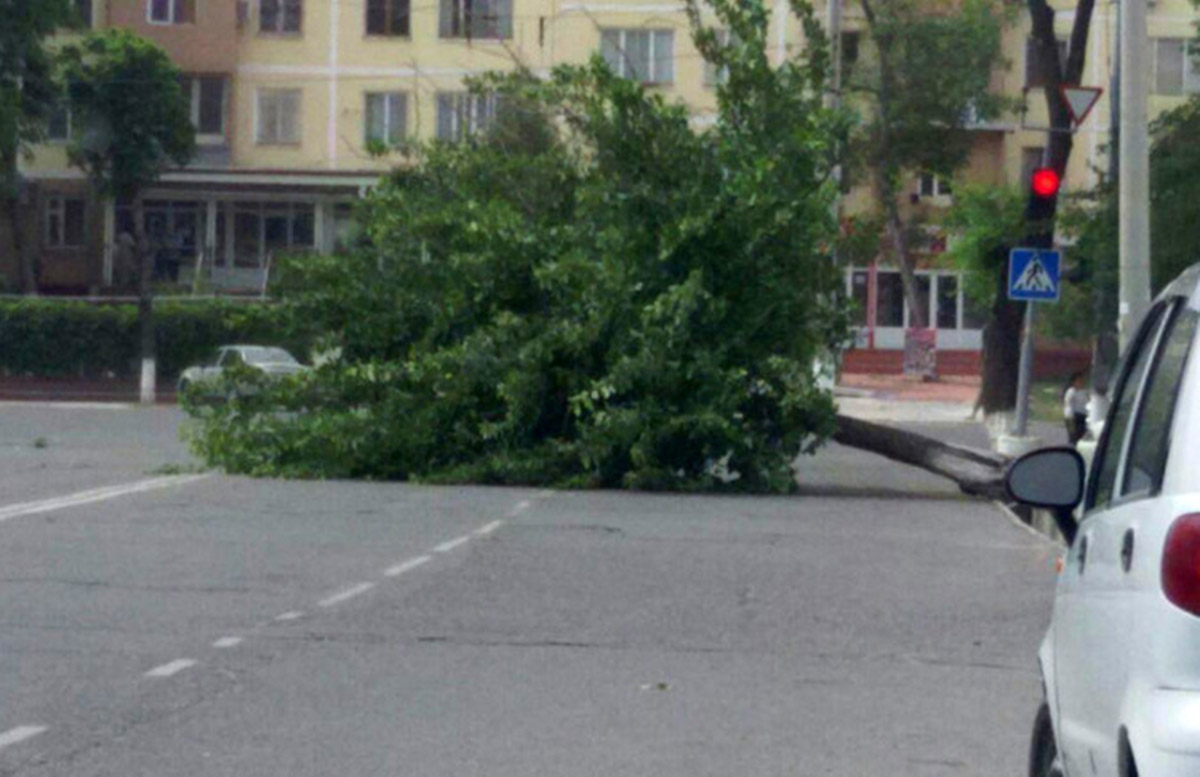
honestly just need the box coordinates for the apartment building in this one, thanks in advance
[11,0,1199,365]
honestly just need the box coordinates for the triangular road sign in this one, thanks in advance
[1060,85,1103,126]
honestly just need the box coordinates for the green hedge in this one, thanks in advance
[0,298,308,379]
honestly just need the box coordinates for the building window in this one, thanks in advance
[367,0,410,36]
[601,29,674,85]
[936,275,959,329]
[261,0,302,33]
[74,0,93,27]
[365,92,407,146]
[47,103,72,142]
[840,31,859,77]
[45,198,86,249]
[256,88,302,145]
[905,274,932,328]
[850,270,870,327]
[436,92,499,141]
[918,173,952,198]
[229,202,315,268]
[703,29,732,88]
[876,272,904,328]
[148,0,196,24]
[1024,37,1067,89]
[439,0,512,39]
[1154,39,1200,96]
[181,76,227,139]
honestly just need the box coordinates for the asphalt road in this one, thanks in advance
[0,404,1058,776]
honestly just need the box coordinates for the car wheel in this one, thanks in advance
[1029,703,1064,777]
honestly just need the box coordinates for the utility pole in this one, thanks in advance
[1118,0,1151,349]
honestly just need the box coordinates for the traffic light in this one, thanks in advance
[1030,167,1061,199]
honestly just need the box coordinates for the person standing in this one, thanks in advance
[1063,371,1090,445]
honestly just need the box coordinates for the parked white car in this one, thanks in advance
[1007,263,1200,776]
[177,345,309,395]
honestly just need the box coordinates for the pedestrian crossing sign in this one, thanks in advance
[1008,248,1062,302]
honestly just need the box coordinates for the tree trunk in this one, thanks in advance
[980,0,1098,414]
[1,146,36,294]
[134,194,156,405]
[833,414,1008,500]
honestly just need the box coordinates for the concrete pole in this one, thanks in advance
[1014,301,1035,437]
[1118,0,1151,350]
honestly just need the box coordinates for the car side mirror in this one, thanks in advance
[1005,447,1086,544]
[1006,447,1086,509]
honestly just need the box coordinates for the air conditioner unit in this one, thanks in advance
[236,0,250,27]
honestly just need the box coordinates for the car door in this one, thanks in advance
[1054,299,1198,776]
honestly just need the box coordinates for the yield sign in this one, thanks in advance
[1059,85,1103,126]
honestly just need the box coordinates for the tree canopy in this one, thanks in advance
[59,28,194,201]
[184,0,853,492]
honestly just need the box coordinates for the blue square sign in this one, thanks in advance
[1008,248,1062,302]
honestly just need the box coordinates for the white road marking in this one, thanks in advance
[433,535,472,553]
[506,501,532,517]
[384,555,431,577]
[212,637,243,649]
[318,582,376,608]
[476,519,505,536]
[0,726,47,752]
[0,401,133,410]
[274,611,304,622]
[145,659,197,678]
[0,475,210,524]
[536,489,556,500]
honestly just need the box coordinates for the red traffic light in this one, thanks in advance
[1031,167,1061,198]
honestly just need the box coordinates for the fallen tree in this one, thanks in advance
[833,414,1009,500]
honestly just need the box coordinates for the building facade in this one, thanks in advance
[9,0,1199,365]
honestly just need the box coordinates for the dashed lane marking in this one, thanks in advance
[0,726,48,752]
[433,535,472,553]
[476,520,505,536]
[145,659,197,679]
[0,475,210,524]
[274,611,304,622]
[318,582,376,608]
[384,555,431,577]
[212,637,243,649]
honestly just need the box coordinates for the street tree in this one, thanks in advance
[0,0,75,293]
[185,0,854,492]
[60,28,194,402]
[976,0,1097,416]
[847,0,1009,335]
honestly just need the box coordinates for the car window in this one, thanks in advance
[241,347,297,365]
[221,349,244,367]
[1122,307,1198,496]
[1087,303,1170,511]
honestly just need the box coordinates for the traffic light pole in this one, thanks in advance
[1014,301,1035,437]
[1118,0,1151,349]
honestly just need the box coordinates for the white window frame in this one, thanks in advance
[1153,38,1200,96]
[601,28,675,85]
[227,201,316,269]
[918,173,953,199]
[45,198,86,249]
[364,91,408,146]
[147,0,195,25]
[435,92,499,142]
[255,88,302,146]
[259,0,302,34]
[703,29,731,88]
[182,76,227,143]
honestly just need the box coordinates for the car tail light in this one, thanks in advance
[1162,515,1200,617]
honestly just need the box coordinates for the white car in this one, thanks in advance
[1007,263,1200,777]
[177,345,309,396]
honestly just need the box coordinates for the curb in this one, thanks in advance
[993,500,1066,548]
